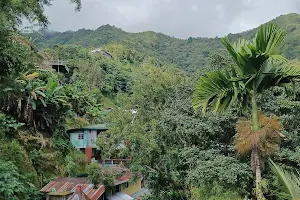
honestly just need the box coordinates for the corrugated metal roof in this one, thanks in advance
[56,177,90,184]
[66,124,108,133]
[40,178,104,200]
[83,124,108,130]
[107,192,134,200]
[114,172,132,186]
[86,185,105,200]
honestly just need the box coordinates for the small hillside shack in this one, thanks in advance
[67,124,108,162]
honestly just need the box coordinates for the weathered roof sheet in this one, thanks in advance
[48,191,73,196]
[40,177,105,200]
[69,184,105,200]
[114,171,133,185]
[107,192,134,200]
[83,124,108,130]
[66,124,108,133]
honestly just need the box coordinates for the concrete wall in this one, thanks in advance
[87,130,97,147]
[121,177,142,196]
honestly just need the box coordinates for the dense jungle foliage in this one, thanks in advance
[1,1,300,199]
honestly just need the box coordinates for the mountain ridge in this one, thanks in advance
[36,13,300,72]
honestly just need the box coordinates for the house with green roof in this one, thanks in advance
[67,124,108,163]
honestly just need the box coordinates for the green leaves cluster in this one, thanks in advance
[0,139,41,199]
[269,160,300,200]
[2,72,71,132]
[0,160,41,200]
[87,163,116,191]
[64,150,88,177]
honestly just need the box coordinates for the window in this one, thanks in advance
[78,133,84,140]
[124,182,129,188]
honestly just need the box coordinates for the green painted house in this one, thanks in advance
[66,124,108,162]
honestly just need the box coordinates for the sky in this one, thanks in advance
[44,0,300,38]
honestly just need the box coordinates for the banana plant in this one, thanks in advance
[10,72,47,122]
[3,72,70,129]
[45,77,69,105]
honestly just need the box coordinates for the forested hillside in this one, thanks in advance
[31,25,223,72]
[2,2,300,199]
[33,13,300,72]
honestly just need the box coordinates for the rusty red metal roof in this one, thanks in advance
[115,171,133,185]
[40,178,104,200]
[85,185,105,200]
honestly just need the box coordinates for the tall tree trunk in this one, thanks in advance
[251,92,265,200]
[252,148,264,200]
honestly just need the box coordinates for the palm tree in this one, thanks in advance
[235,113,283,174]
[269,159,300,200]
[192,23,300,199]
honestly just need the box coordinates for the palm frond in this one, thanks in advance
[197,23,298,117]
[282,62,300,77]
[254,60,282,92]
[192,70,238,115]
[269,55,288,63]
[252,60,300,93]
[255,23,286,56]
[221,38,256,75]
[221,38,239,66]
[269,159,300,200]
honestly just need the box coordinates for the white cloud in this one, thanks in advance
[44,0,300,38]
